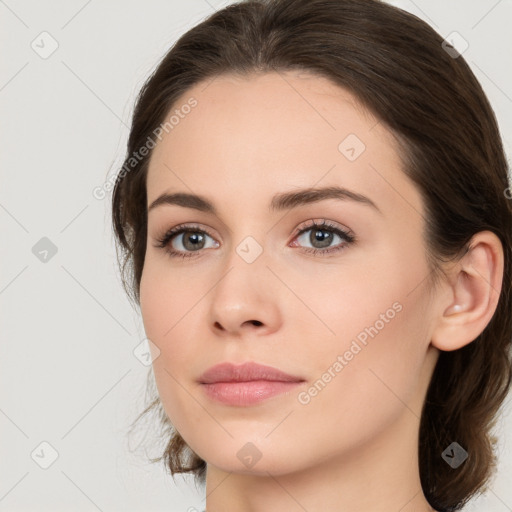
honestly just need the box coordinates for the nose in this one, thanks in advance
[208,254,282,338]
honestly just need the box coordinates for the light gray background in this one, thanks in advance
[1,0,511,511]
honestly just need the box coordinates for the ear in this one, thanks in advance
[431,230,504,352]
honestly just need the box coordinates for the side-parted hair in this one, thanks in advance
[111,1,512,510]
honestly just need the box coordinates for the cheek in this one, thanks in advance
[139,265,202,431]
[139,257,213,355]
[293,286,431,455]
[293,243,432,401]
[139,262,197,389]
[140,257,198,342]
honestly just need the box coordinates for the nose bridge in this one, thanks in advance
[208,230,282,335]
[216,230,270,302]
[221,211,272,269]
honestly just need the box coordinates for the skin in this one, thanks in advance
[140,71,503,512]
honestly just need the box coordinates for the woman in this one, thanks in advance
[112,0,512,510]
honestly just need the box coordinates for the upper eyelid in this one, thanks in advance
[166,219,346,232]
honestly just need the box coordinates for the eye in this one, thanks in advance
[290,219,355,256]
[154,219,356,260]
[154,224,219,259]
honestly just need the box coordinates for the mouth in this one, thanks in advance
[198,361,305,406]
[198,360,304,384]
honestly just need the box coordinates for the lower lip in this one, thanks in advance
[200,380,303,406]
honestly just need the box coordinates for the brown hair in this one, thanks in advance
[112,0,512,510]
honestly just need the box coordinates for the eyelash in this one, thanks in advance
[153,219,356,260]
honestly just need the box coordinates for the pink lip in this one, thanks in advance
[198,362,305,406]
[198,361,303,384]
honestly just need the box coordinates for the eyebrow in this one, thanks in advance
[147,185,382,216]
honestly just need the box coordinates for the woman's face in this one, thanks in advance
[140,71,440,476]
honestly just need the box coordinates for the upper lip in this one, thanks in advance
[198,361,304,384]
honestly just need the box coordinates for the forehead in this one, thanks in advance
[146,71,423,221]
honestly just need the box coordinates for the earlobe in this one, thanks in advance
[431,231,504,352]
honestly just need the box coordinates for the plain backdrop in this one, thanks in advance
[1,0,511,511]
